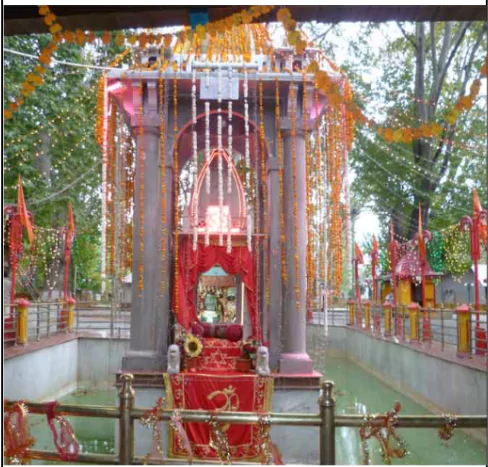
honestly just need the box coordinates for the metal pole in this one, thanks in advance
[119,373,135,465]
[319,380,335,465]
[440,303,444,351]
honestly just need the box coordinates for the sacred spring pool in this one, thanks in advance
[27,355,486,465]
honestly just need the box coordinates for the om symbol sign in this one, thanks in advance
[207,386,239,432]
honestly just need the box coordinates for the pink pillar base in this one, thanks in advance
[279,352,314,374]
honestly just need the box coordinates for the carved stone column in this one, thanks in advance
[122,80,170,371]
[267,157,282,370]
[279,119,313,374]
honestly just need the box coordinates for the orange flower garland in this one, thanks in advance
[302,73,313,317]
[258,79,270,313]
[138,79,145,295]
[159,61,168,298]
[290,82,300,312]
[275,77,287,285]
[173,69,180,314]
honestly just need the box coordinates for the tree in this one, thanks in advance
[306,21,487,240]
[3,33,130,295]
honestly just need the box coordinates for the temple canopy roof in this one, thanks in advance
[395,248,442,279]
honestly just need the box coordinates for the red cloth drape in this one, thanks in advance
[177,237,260,340]
[164,373,273,461]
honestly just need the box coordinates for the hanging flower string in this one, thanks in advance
[192,68,199,251]
[275,76,287,285]
[170,410,193,463]
[290,81,300,312]
[45,401,80,462]
[438,414,457,443]
[173,68,180,314]
[257,415,284,465]
[3,401,35,464]
[138,79,145,296]
[359,401,408,465]
[208,417,232,464]
[139,397,165,464]
[159,62,168,296]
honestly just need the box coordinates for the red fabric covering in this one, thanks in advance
[178,237,260,340]
[191,321,243,342]
[193,338,242,372]
[164,373,273,461]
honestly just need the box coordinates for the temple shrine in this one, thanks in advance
[99,24,351,380]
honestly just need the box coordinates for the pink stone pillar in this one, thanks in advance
[279,123,313,374]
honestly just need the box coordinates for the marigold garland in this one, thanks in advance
[159,63,168,298]
[275,77,287,285]
[302,73,313,319]
[290,82,300,312]
[138,79,145,295]
[258,79,270,315]
[173,69,180,314]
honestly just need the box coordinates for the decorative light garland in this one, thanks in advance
[205,101,211,196]
[192,68,198,251]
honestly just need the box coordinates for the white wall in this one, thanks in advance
[4,339,78,401]
[4,337,129,401]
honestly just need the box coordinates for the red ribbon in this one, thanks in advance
[46,401,80,461]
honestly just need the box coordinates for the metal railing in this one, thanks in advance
[5,375,486,465]
[3,301,131,348]
[312,302,487,359]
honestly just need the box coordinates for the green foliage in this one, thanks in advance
[306,21,487,240]
[3,33,130,293]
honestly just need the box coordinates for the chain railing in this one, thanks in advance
[313,302,487,359]
[4,375,487,465]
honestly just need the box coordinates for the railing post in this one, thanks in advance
[347,300,355,326]
[36,303,41,341]
[440,303,444,352]
[363,300,371,330]
[119,373,135,465]
[17,298,29,345]
[394,304,402,338]
[408,302,419,342]
[67,297,76,332]
[47,303,51,337]
[402,305,406,341]
[319,380,335,465]
[423,307,431,345]
[383,301,392,337]
[456,304,471,357]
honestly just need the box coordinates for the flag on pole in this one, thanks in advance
[473,188,486,245]
[68,202,75,235]
[372,234,379,264]
[418,204,426,263]
[17,176,34,245]
[354,242,364,264]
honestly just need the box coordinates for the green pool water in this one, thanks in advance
[28,357,486,465]
[318,356,486,465]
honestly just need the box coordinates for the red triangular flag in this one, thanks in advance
[418,204,426,263]
[355,242,364,264]
[473,189,482,217]
[473,189,486,245]
[17,176,34,245]
[68,202,75,235]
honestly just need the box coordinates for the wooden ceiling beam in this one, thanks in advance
[4,6,487,36]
